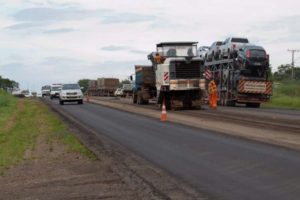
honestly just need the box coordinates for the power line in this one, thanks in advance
[288,49,300,79]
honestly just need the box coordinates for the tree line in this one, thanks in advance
[0,76,19,90]
[272,65,300,81]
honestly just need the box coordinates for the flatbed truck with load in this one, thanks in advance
[133,42,206,110]
[87,78,119,96]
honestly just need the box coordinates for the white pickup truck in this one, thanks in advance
[59,83,83,105]
[219,37,249,59]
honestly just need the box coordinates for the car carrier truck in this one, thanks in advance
[133,42,206,110]
[204,57,272,108]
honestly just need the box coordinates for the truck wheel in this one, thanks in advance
[59,100,64,105]
[226,100,236,107]
[78,100,83,104]
[246,103,260,108]
[137,91,143,105]
[132,93,137,104]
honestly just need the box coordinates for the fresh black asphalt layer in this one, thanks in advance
[51,100,300,200]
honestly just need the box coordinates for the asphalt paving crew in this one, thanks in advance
[208,79,217,109]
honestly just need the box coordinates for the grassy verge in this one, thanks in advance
[0,90,17,126]
[263,81,300,109]
[0,92,95,175]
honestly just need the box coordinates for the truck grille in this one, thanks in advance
[170,61,201,79]
[67,92,77,95]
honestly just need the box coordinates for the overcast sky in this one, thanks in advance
[0,0,299,91]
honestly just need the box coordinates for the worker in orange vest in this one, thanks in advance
[208,79,217,109]
[155,53,162,64]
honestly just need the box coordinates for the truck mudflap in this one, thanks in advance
[238,80,272,95]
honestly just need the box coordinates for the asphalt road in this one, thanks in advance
[50,100,300,200]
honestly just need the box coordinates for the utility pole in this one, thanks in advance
[288,49,299,79]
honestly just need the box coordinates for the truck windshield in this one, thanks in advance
[42,86,51,90]
[158,45,197,57]
[51,87,61,91]
[62,84,80,90]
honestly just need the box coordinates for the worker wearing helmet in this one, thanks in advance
[155,53,162,64]
[208,79,217,109]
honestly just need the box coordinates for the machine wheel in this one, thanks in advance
[226,100,236,107]
[132,93,137,104]
[137,91,143,105]
[246,103,260,108]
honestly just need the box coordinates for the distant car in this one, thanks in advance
[237,45,269,70]
[197,46,209,60]
[50,84,62,99]
[59,83,83,105]
[12,89,24,98]
[205,41,223,61]
[219,37,249,59]
[41,85,51,97]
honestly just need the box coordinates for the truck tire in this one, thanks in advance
[225,99,236,107]
[132,93,137,104]
[246,103,260,108]
[78,100,83,104]
[59,100,64,105]
[137,91,144,105]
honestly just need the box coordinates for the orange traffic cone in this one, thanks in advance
[160,99,167,122]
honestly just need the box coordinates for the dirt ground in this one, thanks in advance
[0,105,206,200]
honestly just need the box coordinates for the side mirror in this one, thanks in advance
[81,87,84,90]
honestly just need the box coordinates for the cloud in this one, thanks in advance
[13,7,109,22]
[43,28,77,34]
[43,56,84,65]
[5,22,50,30]
[249,15,300,44]
[101,45,149,55]
[130,49,148,54]
[13,6,156,25]
[101,45,131,51]
[101,12,156,24]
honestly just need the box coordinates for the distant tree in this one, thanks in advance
[0,75,19,90]
[78,79,90,93]
[273,64,300,81]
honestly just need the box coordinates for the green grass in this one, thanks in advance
[0,90,17,126]
[263,81,300,109]
[45,107,96,160]
[0,91,96,175]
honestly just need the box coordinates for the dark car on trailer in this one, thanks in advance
[236,45,269,70]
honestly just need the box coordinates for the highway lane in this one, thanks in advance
[50,100,300,200]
